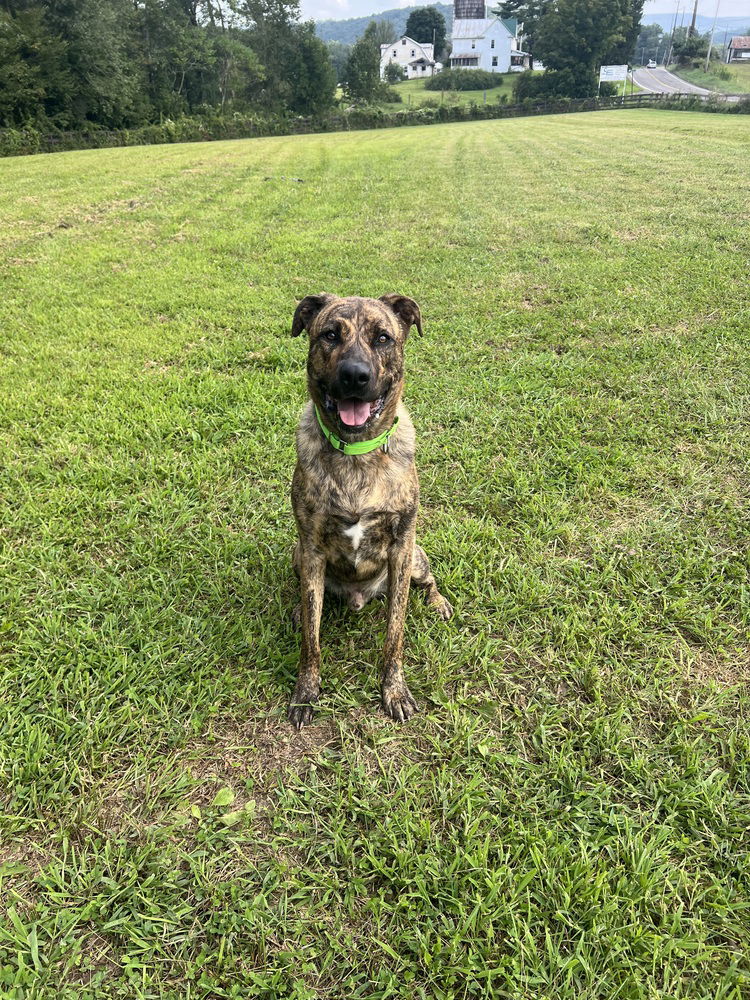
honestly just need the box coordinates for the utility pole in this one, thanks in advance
[689,0,699,36]
[704,0,720,72]
[666,3,680,65]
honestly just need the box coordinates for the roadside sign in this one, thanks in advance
[599,64,628,81]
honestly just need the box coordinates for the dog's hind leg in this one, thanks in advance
[411,544,453,621]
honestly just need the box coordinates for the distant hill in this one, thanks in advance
[641,12,750,35]
[315,6,750,46]
[315,4,453,44]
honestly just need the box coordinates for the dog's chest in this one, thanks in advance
[326,510,389,570]
[342,519,366,554]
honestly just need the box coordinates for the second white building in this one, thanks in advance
[380,36,440,79]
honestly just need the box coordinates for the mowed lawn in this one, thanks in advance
[1,111,749,998]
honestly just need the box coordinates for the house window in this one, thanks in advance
[492,56,498,66]
[402,38,406,44]
[393,50,397,56]
[411,49,415,56]
[471,41,475,49]
[491,39,495,48]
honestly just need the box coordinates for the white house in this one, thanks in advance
[449,4,530,73]
[380,36,440,79]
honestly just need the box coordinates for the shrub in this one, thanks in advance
[514,69,565,100]
[380,86,403,104]
[513,67,607,100]
[424,69,505,91]
[383,62,406,83]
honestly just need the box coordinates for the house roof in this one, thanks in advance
[450,52,480,59]
[380,36,433,55]
[729,36,750,48]
[452,17,510,39]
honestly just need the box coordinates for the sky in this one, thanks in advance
[301,0,750,27]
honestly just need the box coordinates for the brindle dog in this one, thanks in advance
[288,293,452,729]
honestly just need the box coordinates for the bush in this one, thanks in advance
[424,69,505,91]
[383,62,406,83]
[513,67,606,100]
[380,86,403,104]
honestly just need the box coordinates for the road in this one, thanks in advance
[632,66,712,95]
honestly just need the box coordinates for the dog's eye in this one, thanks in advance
[375,332,391,345]
[322,329,338,342]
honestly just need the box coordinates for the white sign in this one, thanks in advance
[599,64,628,82]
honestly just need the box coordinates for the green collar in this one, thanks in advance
[315,405,399,455]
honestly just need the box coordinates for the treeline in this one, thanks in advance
[0,0,337,128]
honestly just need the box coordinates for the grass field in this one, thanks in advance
[387,73,517,107]
[1,111,750,998]
[672,61,750,94]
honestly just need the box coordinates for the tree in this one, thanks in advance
[497,0,550,68]
[370,19,396,47]
[242,0,306,110]
[672,29,708,65]
[634,22,664,63]
[211,32,264,110]
[603,0,644,64]
[383,61,406,83]
[342,21,383,104]
[405,6,446,58]
[534,0,631,96]
[326,40,352,83]
[281,22,336,116]
[44,0,145,126]
[0,7,72,125]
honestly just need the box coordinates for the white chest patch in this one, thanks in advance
[343,520,366,552]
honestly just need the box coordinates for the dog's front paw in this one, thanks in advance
[432,596,453,621]
[288,677,320,730]
[382,679,418,723]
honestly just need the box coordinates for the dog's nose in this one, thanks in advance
[338,360,372,395]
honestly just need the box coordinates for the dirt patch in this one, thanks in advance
[65,928,122,987]
[685,648,749,687]
[0,835,47,912]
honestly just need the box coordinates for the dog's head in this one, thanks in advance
[291,293,422,439]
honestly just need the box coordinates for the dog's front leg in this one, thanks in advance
[289,546,325,729]
[382,523,418,722]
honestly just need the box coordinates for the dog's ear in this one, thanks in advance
[379,294,423,337]
[291,294,336,337]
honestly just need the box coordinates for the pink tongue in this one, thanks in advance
[338,399,371,426]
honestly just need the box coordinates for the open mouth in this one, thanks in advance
[324,392,387,429]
